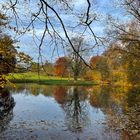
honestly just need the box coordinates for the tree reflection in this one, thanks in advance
[11,84,54,96]
[54,86,89,132]
[53,86,68,104]
[126,86,140,107]
[0,88,15,132]
[89,86,101,109]
[89,86,112,111]
[99,86,140,139]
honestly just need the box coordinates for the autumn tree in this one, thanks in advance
[105,0,140,85]
[0,12,33,88]
[90,56,101,69]
[90,56,110,81]
[0,13,17,88]
[54,57,69,77]
[0,35,17,75]
[107,20,140,84]
[0,39,16,88]
[0,13,17,75]
[117,22,140,84]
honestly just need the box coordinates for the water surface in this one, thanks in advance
[0,84,140,140]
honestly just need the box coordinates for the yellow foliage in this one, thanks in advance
[0,75,7,88]
[92,71,102,83]
[0,74,16,88]
[110,92,127,105]
[112,70,129,86]
[83,70,101,83]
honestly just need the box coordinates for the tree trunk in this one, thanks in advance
[74,72,78,81]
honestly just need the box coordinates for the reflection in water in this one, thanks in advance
[64,87,88,132]
[88,85,140,139]
[53,86,67,104]
[7,84,140,139]
[0,88,15,132]
[103,86,140,139]
[127,86,140,107]
[54,86,89,132]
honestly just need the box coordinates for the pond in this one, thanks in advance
[0,84,140,140]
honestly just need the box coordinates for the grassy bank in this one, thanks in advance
[8,72,97,86]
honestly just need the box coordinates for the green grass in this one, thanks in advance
[7,72,97,86]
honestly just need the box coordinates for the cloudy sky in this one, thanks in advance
[0,0,130,63]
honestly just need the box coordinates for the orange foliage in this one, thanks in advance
[53,87,68,104]
[90,56,101,68]
[54,57,68,77]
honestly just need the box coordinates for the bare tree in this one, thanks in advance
[0,0,103,70]
[67,36,89,81]
[106,0,140,58]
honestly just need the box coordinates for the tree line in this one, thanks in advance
[0,0,140,86]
